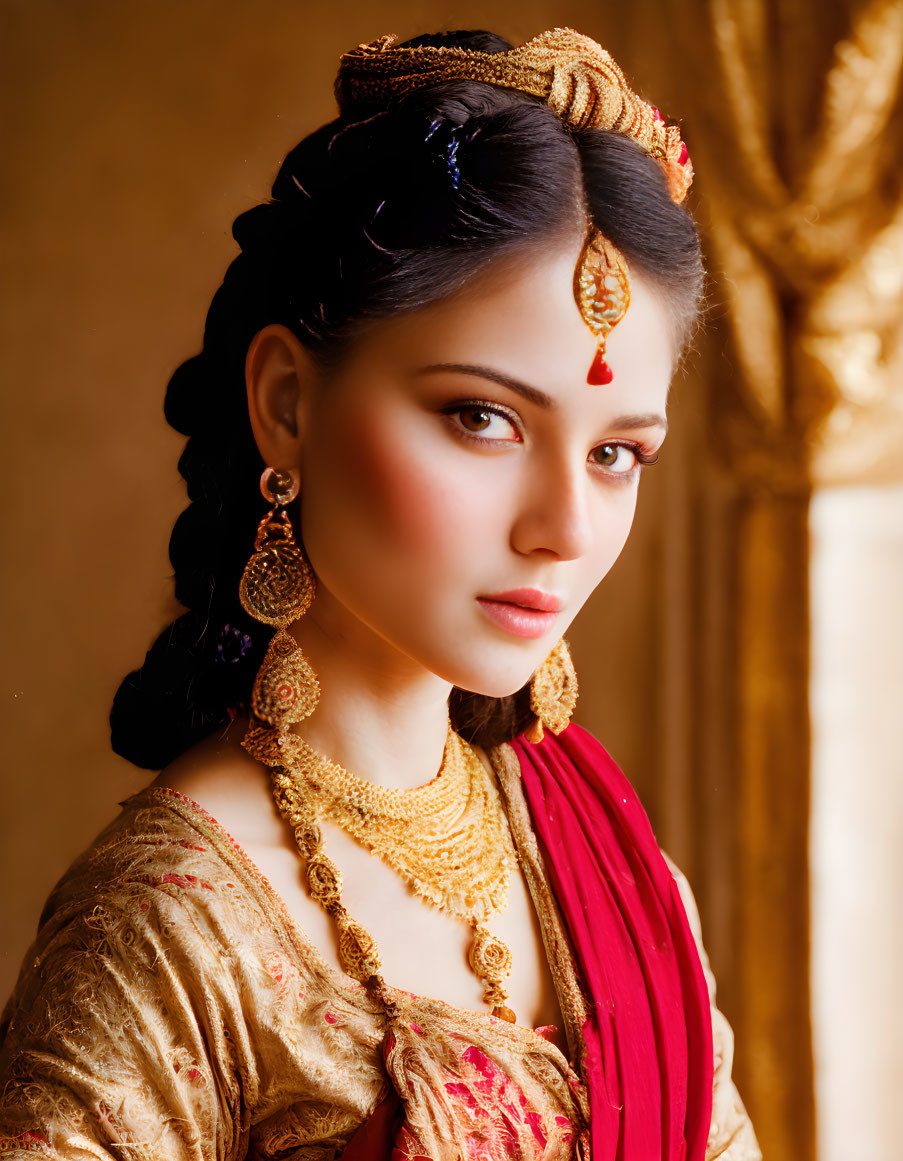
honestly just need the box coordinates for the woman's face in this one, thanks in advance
[294,236,675,697]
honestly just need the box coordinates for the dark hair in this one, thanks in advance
[111,28,704,770]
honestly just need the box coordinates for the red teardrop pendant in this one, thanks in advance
[587,348,614,385]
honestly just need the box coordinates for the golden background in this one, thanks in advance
[2,2,902,1159]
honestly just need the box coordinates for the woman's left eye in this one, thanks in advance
[444,403,520,442]
[590,442,658,475]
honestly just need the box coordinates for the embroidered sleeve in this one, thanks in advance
[661,853,763,1161]
[0,880,249,1160]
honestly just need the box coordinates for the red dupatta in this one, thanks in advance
[343,723,713,1159]
[510,724,713,1160]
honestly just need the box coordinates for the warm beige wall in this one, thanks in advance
[0,0,664,1007]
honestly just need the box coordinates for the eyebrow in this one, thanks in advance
[419,361,669,432]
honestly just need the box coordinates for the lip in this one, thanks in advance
[479,588,562,613]
[476,589,562,640]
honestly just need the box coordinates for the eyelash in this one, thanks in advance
[440,399,661,478]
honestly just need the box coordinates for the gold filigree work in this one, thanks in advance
[243,721,520,1020]
[573,231,632,385]
[526,639,579,744]
[239,468,321,730]
[336,28,693,203]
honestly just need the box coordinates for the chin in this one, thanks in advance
[456,684,527,702]
[444,662,536,701]
[411,621,552,697]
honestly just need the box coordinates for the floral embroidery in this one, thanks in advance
[262,949,306,1003]
[0,1130,53,1155]
[158,872,214,891]
[0,790,587,1161]
[423,1044,562,1159]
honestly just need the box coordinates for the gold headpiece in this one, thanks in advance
[337,28,692,384]
[336,27,693,203]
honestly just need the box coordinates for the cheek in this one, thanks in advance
[581,489,639,594]
[301,399,488,575]
[346,418,448,551]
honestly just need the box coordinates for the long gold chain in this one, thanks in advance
[241,719,520,1021]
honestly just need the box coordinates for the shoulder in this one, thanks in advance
[2,777,319,1057]
[151,715,288,853]
[19,785,257,970]
[0,789,316,1159]
[503,725,711,965]
[507,721,635,793]
[504,722,656,848]
[17,737,297,998]
[660,851,763,1159]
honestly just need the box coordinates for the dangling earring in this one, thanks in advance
[525,638,579,744]
[239,467,319,735]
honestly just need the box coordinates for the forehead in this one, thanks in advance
[341,240,675,418]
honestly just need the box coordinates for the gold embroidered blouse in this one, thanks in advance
[0,752,760,1160]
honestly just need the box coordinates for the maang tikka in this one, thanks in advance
[525,638,579,744]
[239,467,319,734]
[575,227,631,385]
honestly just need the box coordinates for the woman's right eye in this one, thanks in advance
[444,402,521,442]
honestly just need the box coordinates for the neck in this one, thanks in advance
[284,595,456,792]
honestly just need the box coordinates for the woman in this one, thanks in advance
[0,27,760,1161]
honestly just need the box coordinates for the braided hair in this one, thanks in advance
[110,29,704,769]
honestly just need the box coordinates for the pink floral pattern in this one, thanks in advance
[448,1044,573,1158]
[0,1131,54,1156]
[384,1035,575,1160]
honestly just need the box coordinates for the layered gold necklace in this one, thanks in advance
[241,719,520,1021]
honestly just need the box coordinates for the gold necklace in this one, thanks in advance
[241,719,520,1022]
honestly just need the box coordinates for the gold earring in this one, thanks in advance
[239,467,319,733]
[525,638,579,744]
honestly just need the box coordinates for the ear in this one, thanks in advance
[245,324,319,470]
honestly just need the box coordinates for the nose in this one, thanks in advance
[509,454,594,561]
